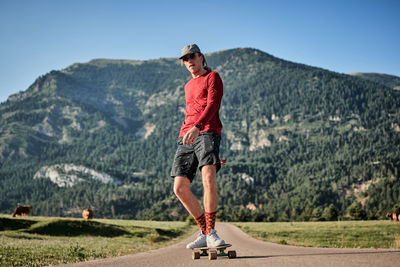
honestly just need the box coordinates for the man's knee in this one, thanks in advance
[174,176,191,197]
[201,166,217,190]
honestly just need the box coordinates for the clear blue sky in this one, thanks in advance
[1,0,399,102]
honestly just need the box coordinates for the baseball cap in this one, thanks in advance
[179,44,201,59]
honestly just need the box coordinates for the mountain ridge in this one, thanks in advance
[1,48,399,221]
[349,72,400,90]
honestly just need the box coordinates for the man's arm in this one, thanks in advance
[193,72,223,129]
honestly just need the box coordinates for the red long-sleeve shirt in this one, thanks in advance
[179,71,223,137]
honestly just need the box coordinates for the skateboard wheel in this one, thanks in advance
[209,250,217,260]
[192,251,200,260]
[228,250,237,259]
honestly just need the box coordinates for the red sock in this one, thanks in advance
[205,211,217,234]
[194,213,207,234]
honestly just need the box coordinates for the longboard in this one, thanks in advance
[190,244,236,260]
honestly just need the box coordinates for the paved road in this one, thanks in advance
[60,222,400,267]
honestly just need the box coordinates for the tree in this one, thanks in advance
[322,204,338,221]
[311,207,323,221]
[347,202,366,220]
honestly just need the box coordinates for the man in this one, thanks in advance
[171,44,225,248]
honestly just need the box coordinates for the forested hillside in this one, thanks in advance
[1,48,399,222]
[350,72,400,90]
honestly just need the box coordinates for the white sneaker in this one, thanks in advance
[186,231,207,249]
[206,229,225,247]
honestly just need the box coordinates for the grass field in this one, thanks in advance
[0,215,196,267]
[2,217,400,267]
[234,220,400,249]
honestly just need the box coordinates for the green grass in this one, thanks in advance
[234,220,400,249]
[3,217,399,266]
[0,215,196,267]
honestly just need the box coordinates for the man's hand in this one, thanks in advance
[183,126,200,145]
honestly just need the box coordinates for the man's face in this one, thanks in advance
[182,53,203,75]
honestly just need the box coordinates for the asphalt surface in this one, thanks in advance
[59,222,400,267]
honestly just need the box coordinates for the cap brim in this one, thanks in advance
[179,53,191,59]
[179,50,200,59]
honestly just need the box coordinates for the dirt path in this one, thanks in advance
[60,222,400,266]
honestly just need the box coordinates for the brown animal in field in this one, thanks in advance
[82,208,94,220]
[11,205,32,217]
[386,212,398,221]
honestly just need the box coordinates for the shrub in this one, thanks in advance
[322,204,339,221]
[347,202,367,220]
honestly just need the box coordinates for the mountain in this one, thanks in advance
[1,48,399,221]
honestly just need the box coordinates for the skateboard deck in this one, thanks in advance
[190,244,236,260]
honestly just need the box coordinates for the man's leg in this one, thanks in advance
[201,165,218,234]
[201,165,218,212]
[174,176,203,217]
[174,176,207,234]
